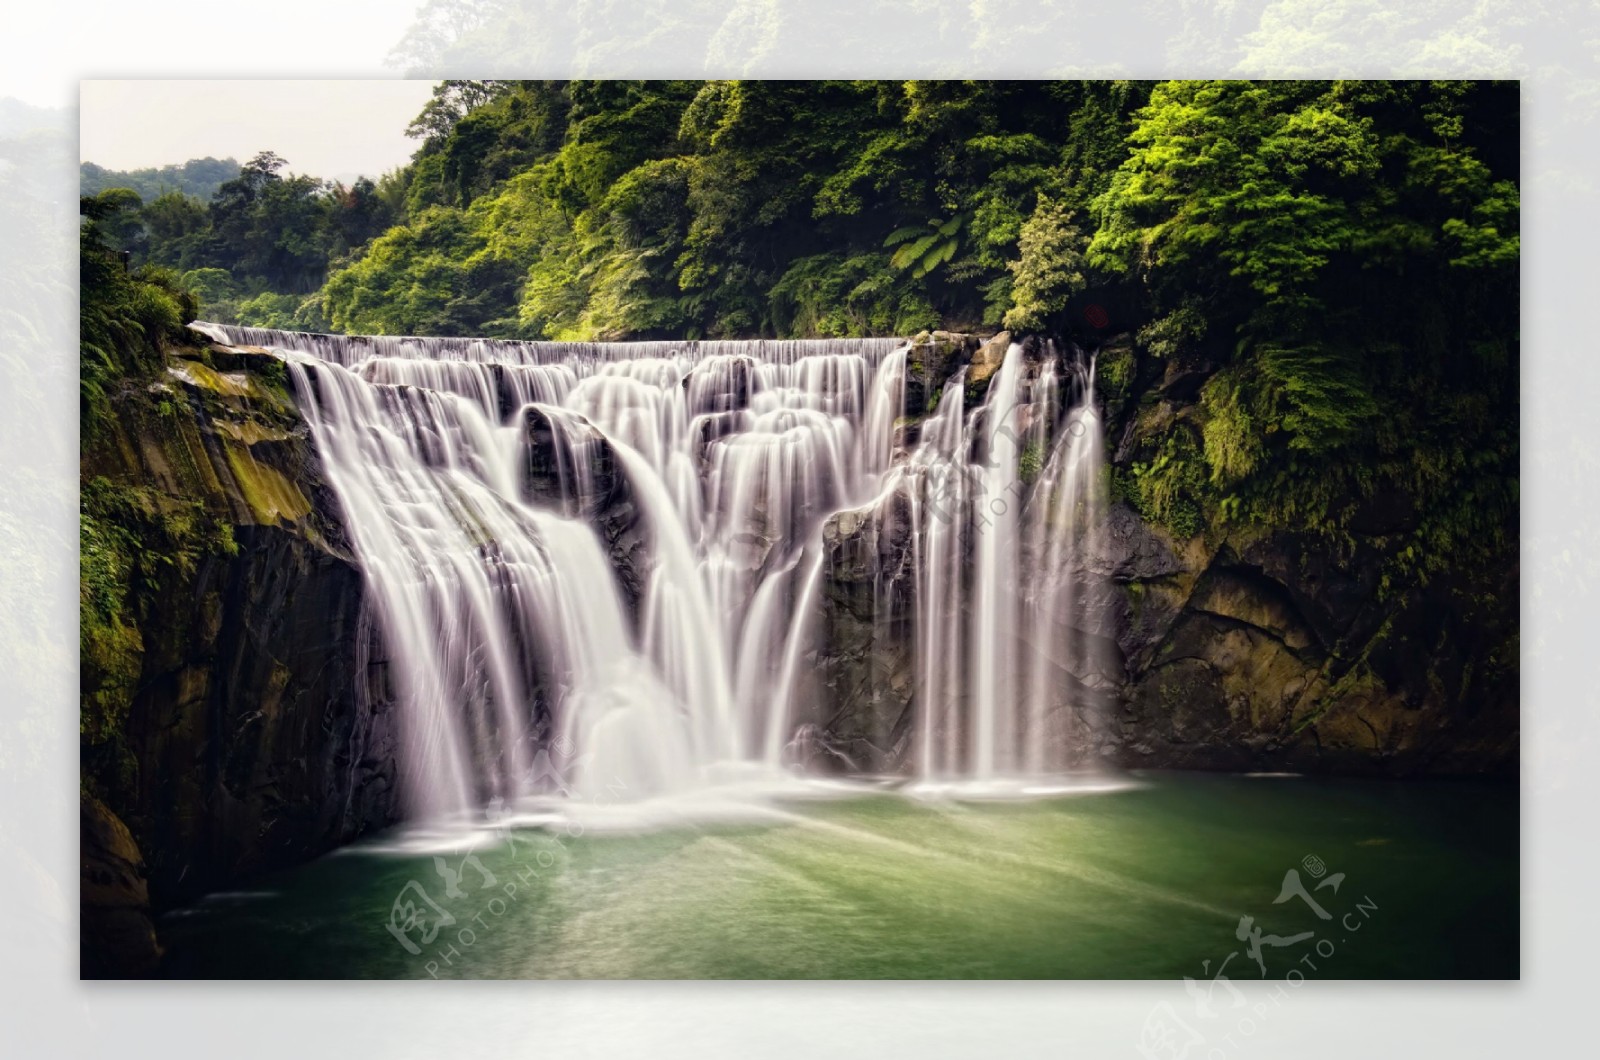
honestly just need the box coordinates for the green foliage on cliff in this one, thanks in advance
[79,485,143,745]
[80,196,242,749]
[1090,80,1518,586]
[80,191,198,425]
[1127,429,1207,542]
[319,80,1150,338]
[80,475,239,745]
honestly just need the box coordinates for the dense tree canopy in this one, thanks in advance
[1086,80,1518,586]
[82,151,402,328]
[318,80,1146,338]
[79,190,198,422]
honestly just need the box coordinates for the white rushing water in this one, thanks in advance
[890,346,1107,793]
[194,324,1108,816]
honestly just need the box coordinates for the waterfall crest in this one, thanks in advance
[196,323,1108,814]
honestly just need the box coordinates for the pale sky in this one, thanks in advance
[3,2,420,109]
[79,80,440,181]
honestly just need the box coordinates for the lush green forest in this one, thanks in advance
[80,153,401,329]
[83,79,1518,583]
[321,80,1147,339]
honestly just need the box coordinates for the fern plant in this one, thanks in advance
[885,215,968,279]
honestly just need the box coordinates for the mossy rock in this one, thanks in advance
[221,441,313,525]
[904,329,978,414]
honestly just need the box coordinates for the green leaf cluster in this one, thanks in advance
[79,475,238,746]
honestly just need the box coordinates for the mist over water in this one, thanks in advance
[195,323,1110,821]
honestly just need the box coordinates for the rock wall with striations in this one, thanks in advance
[79,340,402,975]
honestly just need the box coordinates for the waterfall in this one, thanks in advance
[1022,354,1106,775]
[196,323,1108,815]
[894,343,1108,789]
[970,348,1024,778]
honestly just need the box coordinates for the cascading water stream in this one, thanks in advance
[971,348,1024,778]
[194,322,1108,815]
[1022,354,1106,774]
[891,343,1109,788]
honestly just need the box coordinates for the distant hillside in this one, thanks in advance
[0,97,59,138]
[80,157,240,202]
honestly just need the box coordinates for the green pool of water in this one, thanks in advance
[158,772,1518,979]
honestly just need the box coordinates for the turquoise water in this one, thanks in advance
[159,772,1517,979]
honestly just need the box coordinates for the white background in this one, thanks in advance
[1,2,1586,1057]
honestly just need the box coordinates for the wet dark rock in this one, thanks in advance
[953,331,1015,410]
[692,410,745,469]
[521,405,621,518]
[1098,502,1184,582]
[684,354,754,413]
[1107,533,1518,778]
[519,405,648,614]
[810,494,918,772]
[1157,347,1217,403]
[109,520,399,906]
[905,330,979,416]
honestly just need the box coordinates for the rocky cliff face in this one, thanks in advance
[1105,508,1516,774]
[79,340,400,975]
[811,329,1519,778]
